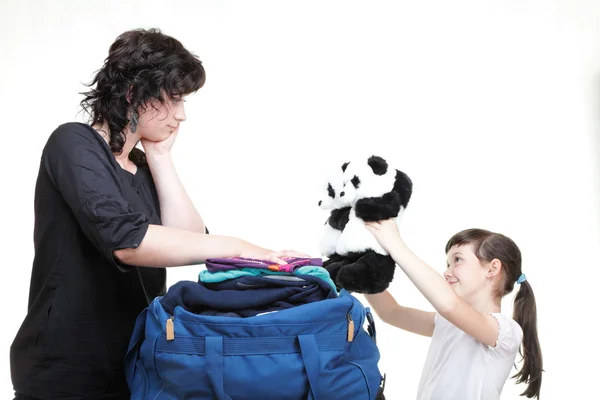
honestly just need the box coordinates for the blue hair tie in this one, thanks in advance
[517,273,527,284]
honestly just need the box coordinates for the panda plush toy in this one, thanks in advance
[317,162,351,260]
[322,155,413,294]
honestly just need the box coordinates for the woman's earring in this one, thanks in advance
[130,111,139,133]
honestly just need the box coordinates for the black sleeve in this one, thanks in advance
[43,124,150,271]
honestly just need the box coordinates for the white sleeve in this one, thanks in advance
[486,313,523,357]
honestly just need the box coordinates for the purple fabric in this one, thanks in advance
[205,257,323,273]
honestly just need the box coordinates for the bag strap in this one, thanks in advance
[124,308,148,388]
[206,336,233,400]
[204,334,321,400]
[298,334,320,400]
[156,333,345,355]
[376,373,386,399]
[365,307,377,343]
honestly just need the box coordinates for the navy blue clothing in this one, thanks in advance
[161,275,337,318]
[11,123,165,400]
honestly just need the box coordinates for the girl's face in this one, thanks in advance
[444,244,492,303]
[135,94,187,141]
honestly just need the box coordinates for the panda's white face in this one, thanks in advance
[340,159,396,202]
[318,165,352,210]
[318,181,340,210]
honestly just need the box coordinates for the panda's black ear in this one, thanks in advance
[368,155,388,175]
[327,183,335,198]
[341,162,350,172]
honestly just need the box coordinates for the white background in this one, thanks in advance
[1,0,599,399]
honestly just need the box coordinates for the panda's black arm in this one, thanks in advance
[328,206,351,230]
[354,192,402,221]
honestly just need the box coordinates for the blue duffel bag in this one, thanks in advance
[125,280,386,399]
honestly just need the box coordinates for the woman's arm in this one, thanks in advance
[145,152,205,233]
[44,126,303,271]
[366,220,500,347]
[364,290,435,336]
[114,224,299,267]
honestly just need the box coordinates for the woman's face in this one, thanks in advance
[135,94,187,141]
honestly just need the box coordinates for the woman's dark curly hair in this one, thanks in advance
[80,28,206,164]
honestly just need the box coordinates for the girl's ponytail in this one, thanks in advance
[512,279,543,398]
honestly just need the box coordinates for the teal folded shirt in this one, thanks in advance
[199,266,337,293]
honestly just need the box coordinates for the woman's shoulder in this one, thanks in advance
[46,122,107,151]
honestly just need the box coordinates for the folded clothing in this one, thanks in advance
[198,265,337,292]
[205,256,323,273]
[161,274,337,318]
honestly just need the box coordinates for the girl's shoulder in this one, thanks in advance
[434,312,523,350]
[489,313,523,336]
[486,313,523,353]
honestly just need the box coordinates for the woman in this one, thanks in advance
[10,28,305,400]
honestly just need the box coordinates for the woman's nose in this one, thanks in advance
[174,104,187,122]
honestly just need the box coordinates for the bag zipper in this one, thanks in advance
[166,316,175,341]
[347,312,354,342]
[166,302,356,343]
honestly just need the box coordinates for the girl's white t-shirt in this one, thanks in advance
[417,313,523,400]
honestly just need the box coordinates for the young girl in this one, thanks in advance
[364,220,543,399]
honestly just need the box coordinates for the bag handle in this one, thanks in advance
[124,308,148,388]
[205,334,321,400]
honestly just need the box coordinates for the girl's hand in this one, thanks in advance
[365,219,403,254]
